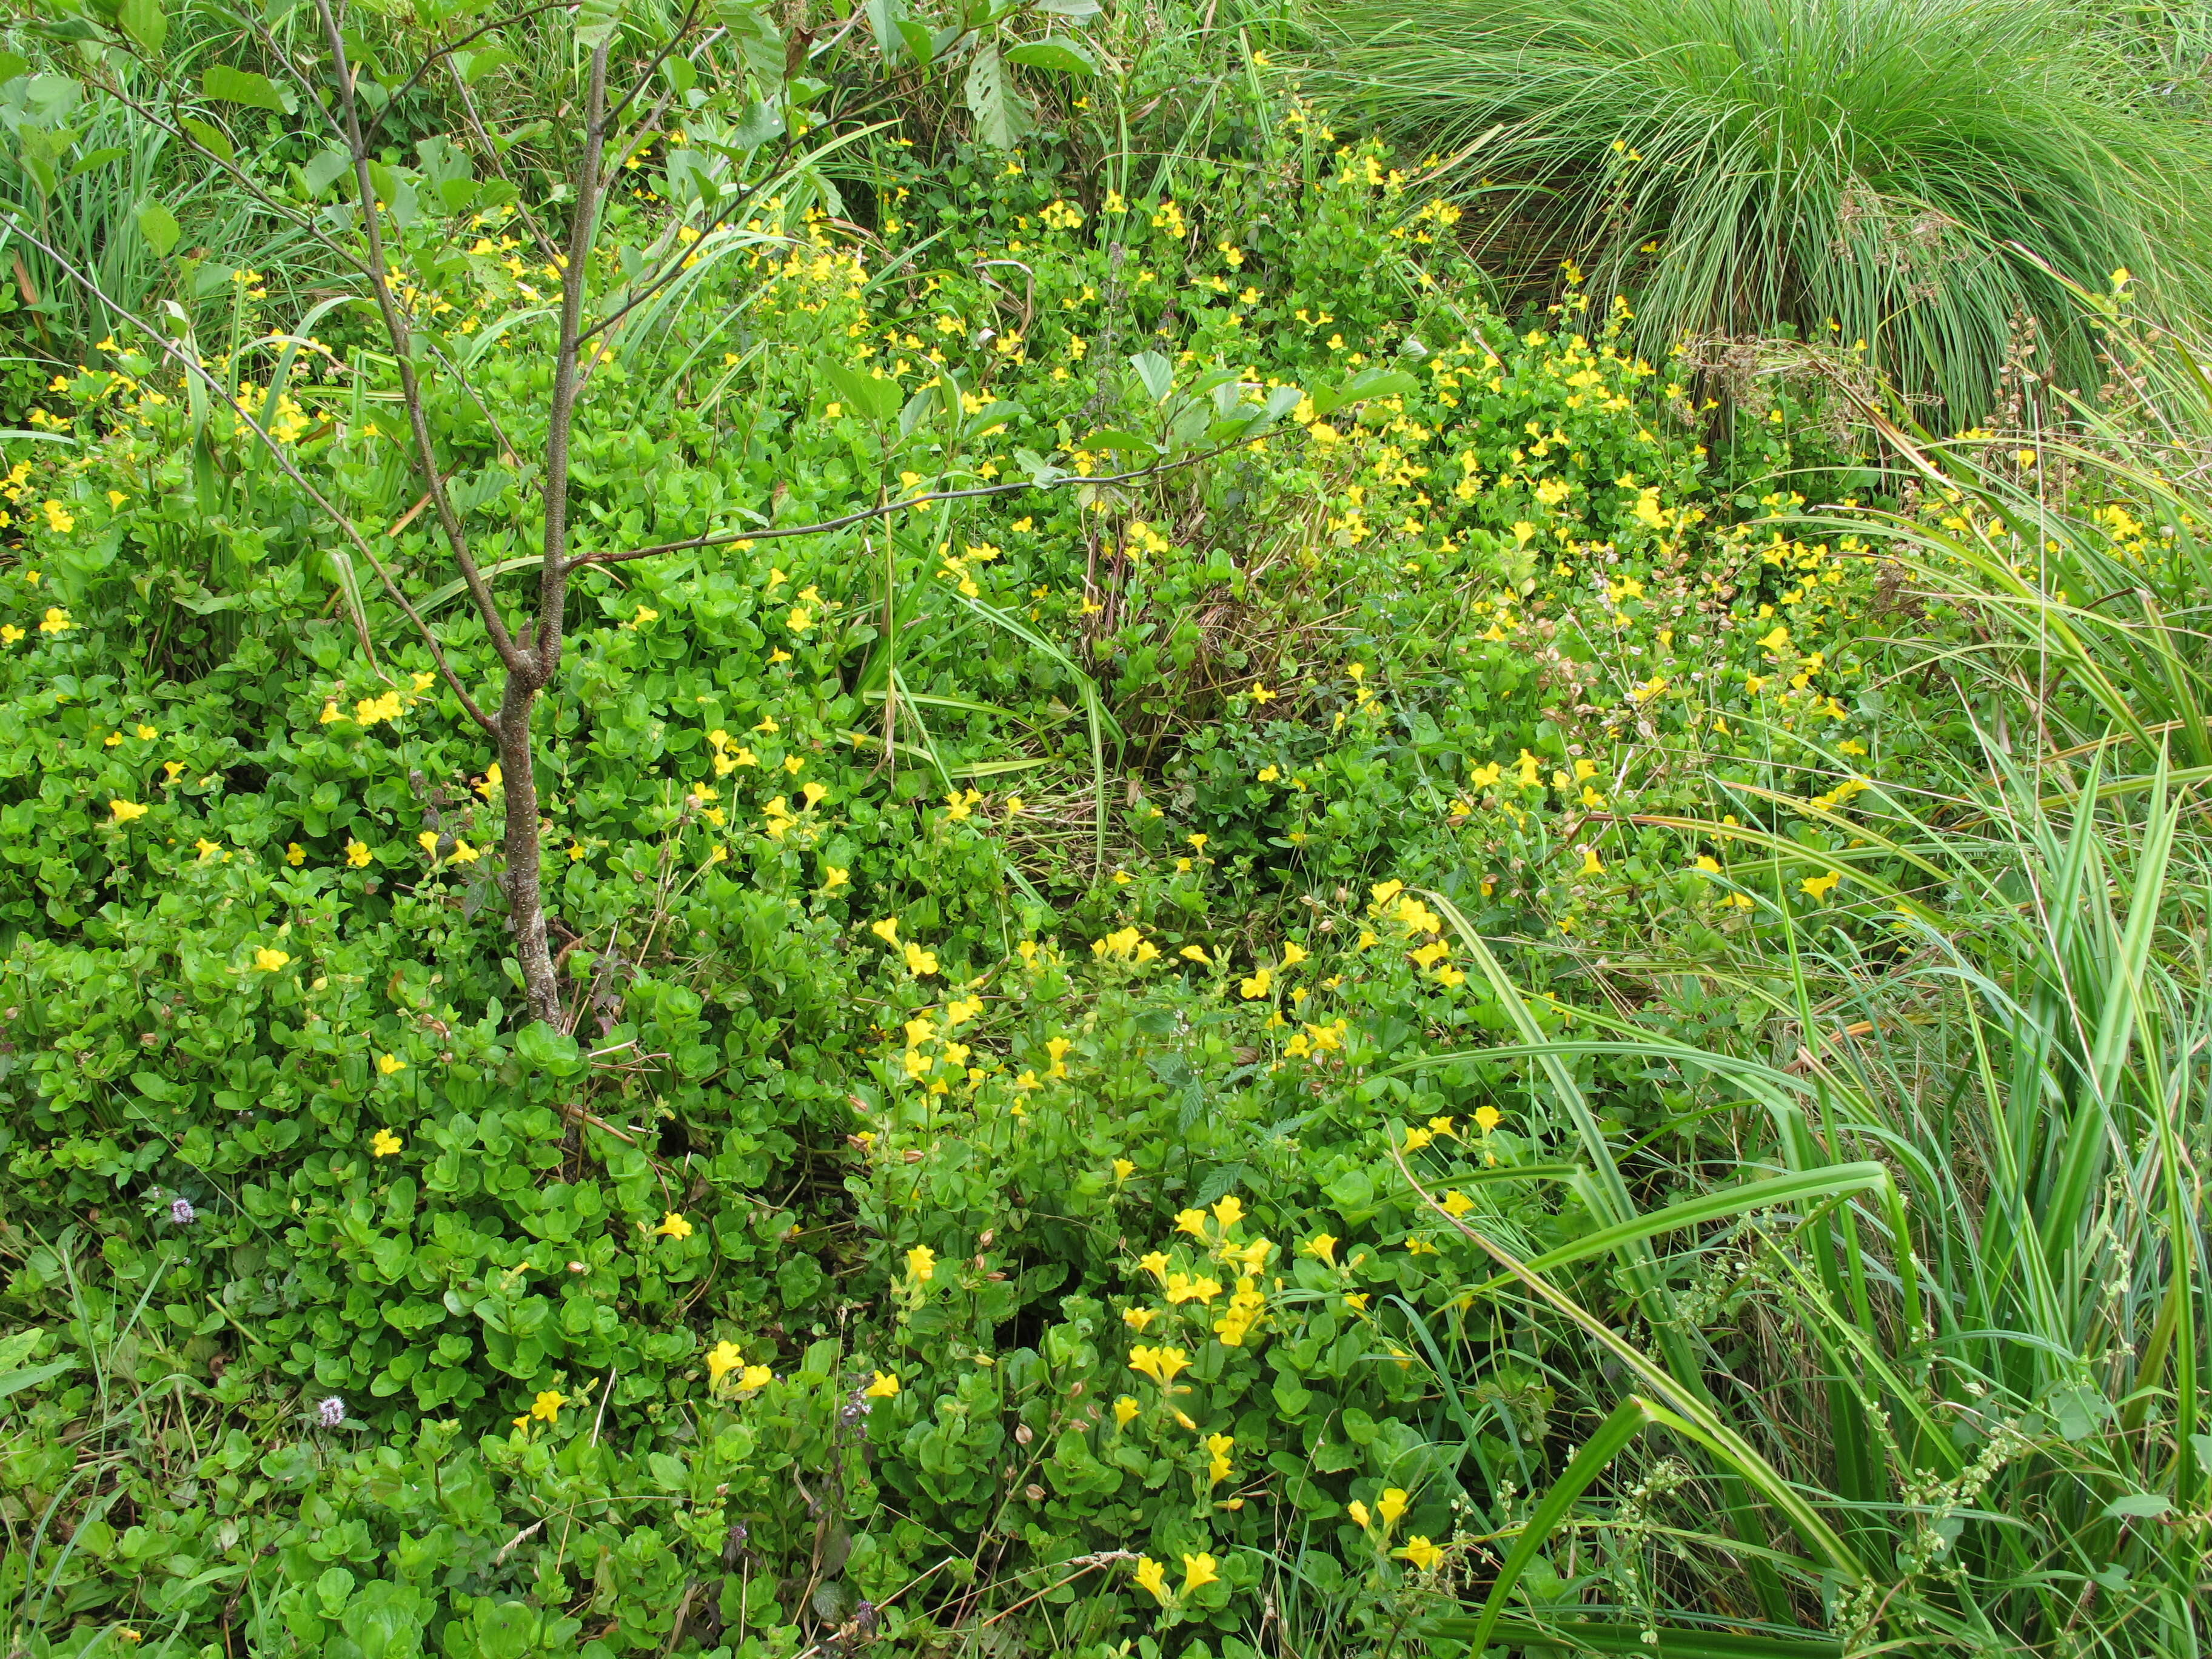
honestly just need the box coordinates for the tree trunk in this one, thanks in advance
[498,676,560,1026]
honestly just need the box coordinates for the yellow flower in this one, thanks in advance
[865,1370,900,1397]
[1181,944,1210,964]
[530,1389,565,1423]
[1348,1500,1371,1530]
[870,917,900,945]
[1124,1305,1156,1332]
[108,799,147,823]
[253,948,291,973]
[1127,1344,1190,1387]
[1474,1105,1501,1132]
[1403,1126,1435,1153]
[41,500,74,534]
[1304,1232,1338,1264]
[1441,1190,1472,1218]
[1114,1395,1140,1428]
[1376,1487,1409,1532]
[1133,1557,1168,1604]
[1579,846,1604,876]
[341,839,371,868]
[1113,1158,1135,1180]
[1212,1194,1245,1229]
[39,607,73,634]
[1181,1553,1219,1593]
[1239,967,1273,999]
[655,1212,694,1240]
[1174,1208,1210,1239]
[822,865,849,890]
[906,1244,937,1282]
[740,1364,774,1390]
[376,1053,405,1076]
[284,842,306,866]
[1281,942,1308,968]
[370,1129,403,1158]
[706,1340,743,1387]
[1396,1535,1443,1571]
[903,941,939,976]
[1801,870,1842,899]
[785,606,813,633]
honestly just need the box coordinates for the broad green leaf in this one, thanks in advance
[1005,35,1095,74]
[118,0,167,53]
[203,65,291,113]
[865,0,905,64]
[180,116,233,163]
[822,360,901,423]
[574,0,622,49]
[2103,1492,2170,1519]
[302,146,352,197]
[1128,349,1173,403]
[963,42,1031,149]
[1082,427,1153,455]
[134,199,180,256]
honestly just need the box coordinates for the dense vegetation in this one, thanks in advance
[0,0,2205,1656]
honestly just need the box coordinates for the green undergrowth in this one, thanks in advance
[0,6,2203,1658]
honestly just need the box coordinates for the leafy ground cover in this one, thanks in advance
[0,1,2205,1656]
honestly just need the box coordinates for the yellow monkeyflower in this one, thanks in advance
[1281,941,1308,968]
[1114,1395,1140,1428]
[1182,1553,1219,1593]
[1441,1190,1473,1218]
[706,1340,743,1388]
[739,1364,773,1390]
[108,799,148,823]
[253,948,291,973]
[822,865,849,890]
[376,1053,405,1076]
[903,940,939,976]
[1396,1536,1444,1572]
[1174,1208,1210,1239]
[906,1244,937,1282]
[1304,1233,1338,1264]
[1347,1500,1371,1530]
[285,842,306,866]
[347,840,372,867]
[1239,967,1273,999]
[1474,1105,1502,1132]
[530,1389,565,1423]
[1133,1557,1168,1604]
[1127,1344,1191,1387]
[38,607,70,634]
[1801,870,1842,899]
[370,1128,403,1158]
[1375,1487,1409,1532]
[865,1370,900,1397]
[870,917,900,945]
[1579,846,1604,877]
[1113,1158,1135,1180]
[655,1212,694,1240]
[1212,1194,1245,1229]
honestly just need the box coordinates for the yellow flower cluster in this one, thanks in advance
[1127,1194,1273,1353]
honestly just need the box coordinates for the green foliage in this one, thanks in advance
[0,0,2203,1654]
[1324,0,2212,422]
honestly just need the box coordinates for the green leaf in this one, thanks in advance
[0,52,28,84]
[179,116,233,163]
[865,0,905,64]
[301,147,352,198]
[118,0,167,53]
[202,65,292,113]
[574,0,623,49]
[1081,427,1152,455]
[134,199,180,256]
[2103,1492,2171,1519]
[822,360,901,423]
[1128,349,1173,403]
[1005,35,1095,74]
[963,42,1031,149]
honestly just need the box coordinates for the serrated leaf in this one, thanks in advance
[203,64,290,113]
[1128,349,1173,403]
[134,199,179,256]
[1005,35,1094,75]
[180,116,233,163]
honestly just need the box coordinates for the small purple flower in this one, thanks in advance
[316,1396,346,1427]
[170,1198,196,1225]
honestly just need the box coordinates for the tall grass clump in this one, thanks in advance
[1323,0,2212,424]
